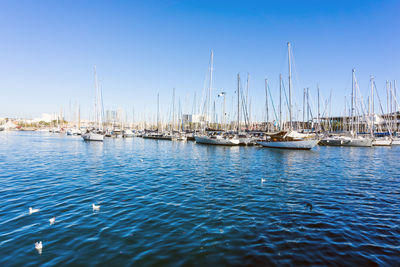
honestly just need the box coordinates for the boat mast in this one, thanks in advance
[317,85,320,131]
[172,88,175,132]
[351,69,355,134]
[94,65,98,130]
[237,73,240,134]
[279,74,282,130]
[157,92,160,133]
[394,80,398,133]
[307,88,310,131]
[370,76,374,136]
[288,42,292,131]
[303,88,306,129]
[208,50,214,127]
[247,73,250,128]
[386,81,389,132]
[78,104,81,130]
[265,79,269,132]
[99,83,104,131]
[344,96,347,132]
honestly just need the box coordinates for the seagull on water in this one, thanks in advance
[35,241,43,254]
[261,178,266,183]
[49,217,56,225]
[92,204,100,211]
[305,201,313,211]
[29,207,40,215]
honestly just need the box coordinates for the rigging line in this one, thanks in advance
[354,74,368,116]
[321,97,330,118]
[267,84,279,126]
[199,71,208,116]
[373,81,392,136]
[240,84,249,127]
[281,80,290,114]
[239,79,249,128]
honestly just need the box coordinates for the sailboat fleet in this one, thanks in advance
[36,43,399,150]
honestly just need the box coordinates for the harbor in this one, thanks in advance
[2,44,400,149]
[1,1,400,266]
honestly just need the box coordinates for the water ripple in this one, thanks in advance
[0,131,399,265]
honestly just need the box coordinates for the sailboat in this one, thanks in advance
[257,42,319,150]
[319,70,373,147]
[194,50,240,146]
[82,66,104,142]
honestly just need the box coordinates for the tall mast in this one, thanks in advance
[208,50,214,126]
[288,42,292,131]
[237,73,240,134]
[351,69,355,133]
[307,88,310,130]
[395,80,398,133]
[317,85,320,131]
[99,83,104,131]
[157,93,160,133]
[178,97,182,131]
[344,96,347,132]
[370,76,374,135]
[94,65,98,129]
[390,82,393,115]
[265,79,269,132]
[303,88,306,128]
[223,93,226,130]
[279,74,282,130]
[246,73,250,125]
[386,81,389,131]
[172,88,175,132]
[78,104,81,130]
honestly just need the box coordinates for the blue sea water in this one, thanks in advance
[0,131,399,266]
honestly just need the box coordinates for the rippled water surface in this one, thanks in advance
[0,131,399,266]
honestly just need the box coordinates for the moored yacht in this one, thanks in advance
[195,134,240,146]
[372,137,392,146]
[257,131,319,150]
[82,131,104,141]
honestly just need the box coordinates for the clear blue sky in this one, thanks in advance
[0,0,399,122]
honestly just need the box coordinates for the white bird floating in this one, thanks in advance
[49,217,56,225]
[35,241,43,254]
[29,207,40,215]
[261,178,266,183]
[140,159,144,162]
[92,204,100,211]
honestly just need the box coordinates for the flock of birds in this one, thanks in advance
[30,178,311,255]
[30,204,101,255]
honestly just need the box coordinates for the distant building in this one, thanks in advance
[182,114,206,124]
[106,109,125,124]
[106,110,117,123]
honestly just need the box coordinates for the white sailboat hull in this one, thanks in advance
[372,138,392,146]
[391,138,400,145]
[342,138,373,147]
[257,139,319,150]
[195,136,239,146]
[82,133,104,142]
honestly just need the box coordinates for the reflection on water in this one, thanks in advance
[0,131,399,265]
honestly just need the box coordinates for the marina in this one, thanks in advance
[1,1,400,265]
